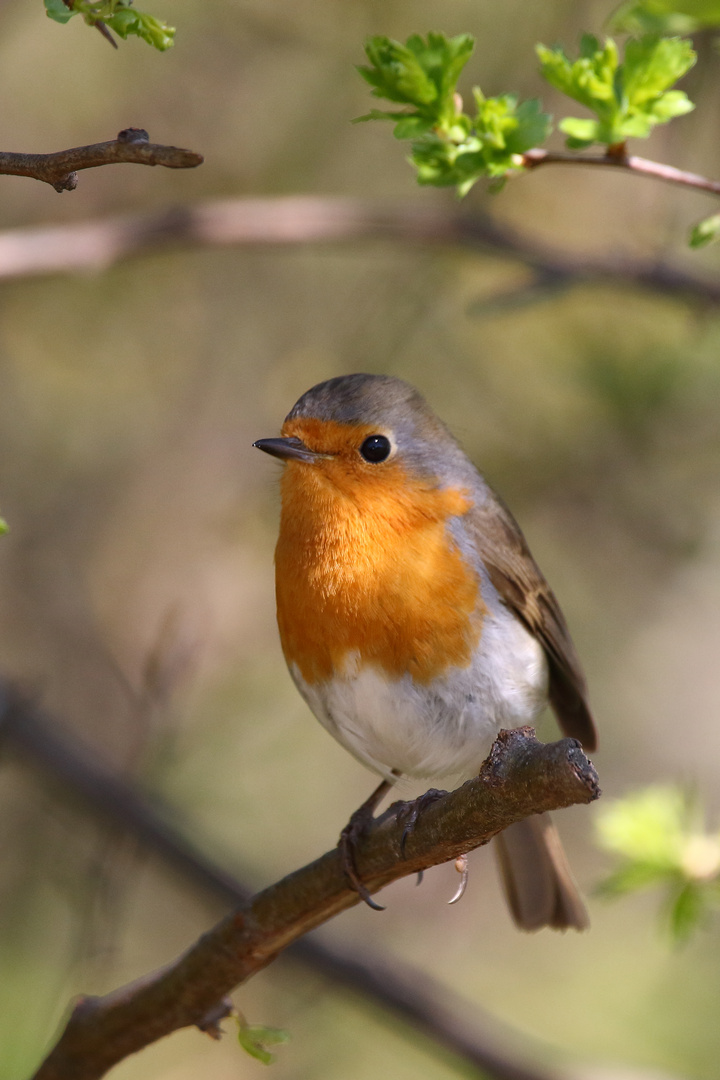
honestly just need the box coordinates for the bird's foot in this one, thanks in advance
[398,789,470,901]
[338,777,393,911]
[398,787,448,858]
[339,807,386,911]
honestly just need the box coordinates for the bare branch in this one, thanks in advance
[0,688,571,1080]
[0,129,203,192]
[523,148,720,197]
[0,195,717,306]
[20,710,597,1080]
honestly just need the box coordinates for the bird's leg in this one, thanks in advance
[339,775,396,911]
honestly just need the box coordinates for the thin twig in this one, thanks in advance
[0,129,203,192]
[0,688,567,1080]
[60,0,117,47]
[523,148,720,197]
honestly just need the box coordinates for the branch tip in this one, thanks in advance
[0,132,203,191]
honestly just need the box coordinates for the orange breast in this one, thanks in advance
[274,426,483,685]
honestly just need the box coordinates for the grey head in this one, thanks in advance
[282,373,482,489]
[286,374,426,427]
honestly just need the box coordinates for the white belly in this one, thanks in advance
[289,606,548,782]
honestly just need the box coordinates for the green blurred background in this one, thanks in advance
[1,1,720,1077]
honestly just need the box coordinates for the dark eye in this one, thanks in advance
[359,434,392,463]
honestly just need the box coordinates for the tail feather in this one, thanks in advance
[494,814,589,932]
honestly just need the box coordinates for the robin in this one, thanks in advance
[254,373,597,930]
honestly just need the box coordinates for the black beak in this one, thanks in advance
[253,436,323,464]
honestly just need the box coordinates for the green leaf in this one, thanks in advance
[621,35,696,105]
[393,115,436,139]
[44,0,78,23]
[237,1021,290,1066]
[408,31,475,106]
[558,117,599,140]
[563,135,596,149]
[538,34,696,148]
[472,92,551,167]
[359,36,441,107]
[507,98,553,152]
[611,0,720,34]
[537,38,619,114]
[352,109,409,124]
[106,8,175,50]
[648,88,695,119]
[596,861,675,898]
[689,212,720,247]
[579,32,601,59]
[0,517,8,534]
[616,37,696,138]
[358,32,474,137]
[354,108,437,139]
[596,786,690,868]
[667,882,706,942]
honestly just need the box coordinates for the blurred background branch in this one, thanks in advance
[0,196,719,307]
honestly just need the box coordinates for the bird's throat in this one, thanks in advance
[275,462,483,685]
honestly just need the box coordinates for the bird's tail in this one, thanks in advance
[494,813,589,931]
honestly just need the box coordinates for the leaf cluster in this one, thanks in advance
[357,33,551,195]
[359,29,697,194]
[596,786,720,941]
[44,0,174,50]
[538,33,695,148]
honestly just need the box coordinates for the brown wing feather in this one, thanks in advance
[465,494,597,752]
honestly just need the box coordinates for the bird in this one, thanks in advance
[254,373,597,930]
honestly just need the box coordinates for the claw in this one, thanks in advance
[339,824,386,910]
[448,853,469,905]
[415,870,424,886]
[338,777,395,910]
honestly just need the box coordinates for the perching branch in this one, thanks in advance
[0,196,718,306]
[523,147,720,198]
[0,129,202,192]
[26,720,598,1080]
[0,687,581,1080]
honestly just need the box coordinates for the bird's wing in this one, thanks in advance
[464,492,597,751]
